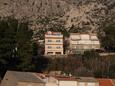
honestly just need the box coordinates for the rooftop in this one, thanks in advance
[70,33,99,41]
[45,31,62,35]
[36,73,78,81]
[4,71,115,86]
[6,71,44,83]
[98,79,114,86]
[54,76,77,81]
[70,33,97,35]
[77,77,98,82]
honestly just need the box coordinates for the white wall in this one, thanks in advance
[78,82,85,86]
[45,77,58,86]
[80,35,90,40]
[46,83,57,86]
[59,81,77,86]
[45,35,63,38]
[77,82,99,86]
[87,82,95,86]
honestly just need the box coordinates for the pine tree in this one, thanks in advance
[0,17,34,77]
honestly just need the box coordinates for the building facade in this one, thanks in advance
[69,33,100,54]
[37,74,99,86]
[77,77,99,86]
[45,31,63,55]
[2,71,114,86]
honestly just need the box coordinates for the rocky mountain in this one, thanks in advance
[0,0,70,19]
[0,0,114,33]
[63,1,107,32]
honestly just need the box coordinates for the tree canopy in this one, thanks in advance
[102,24,115,51]
[0,17,34,77]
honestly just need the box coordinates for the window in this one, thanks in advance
[55,52,61,54]
[48,46,52,49]
[55,33,61,36]
[56,46,61,49]
[47,52,53,55]
[48,40,52,42]
[56,40,61,42]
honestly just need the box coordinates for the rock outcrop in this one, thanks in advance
[0,0,114,33]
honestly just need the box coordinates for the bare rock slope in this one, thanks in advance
[0,0,114,33]
[0,0,70,19]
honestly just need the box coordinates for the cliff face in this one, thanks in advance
[0,0,70,19]
[63,2,107,32]
[0,0,114,33]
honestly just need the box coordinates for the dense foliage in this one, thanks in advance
[45,51,115,78]
[0,17,34,77]
[102,24,115,51]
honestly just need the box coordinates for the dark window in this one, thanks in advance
[48,40,52,42]
[47,52,53,54]
[55,52,61,54]
[56,46,61,49]
[56,40,61,42]
[48,46,52,49]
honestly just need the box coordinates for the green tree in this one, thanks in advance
[46,56,82,75]
[0,17,34,77]
[82,51,102,77]
[102,25,115,51]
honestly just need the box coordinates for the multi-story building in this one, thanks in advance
[69,33,100,54]
[45,31,63,55]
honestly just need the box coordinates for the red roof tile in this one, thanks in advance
[54,76,77,81]
[98,79,114,86]
[35,73,77,81]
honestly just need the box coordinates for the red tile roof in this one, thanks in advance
[98,79,114,86]
[54,76,77,81]
[35,73,77,81]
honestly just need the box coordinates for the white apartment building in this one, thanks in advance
[45,31,63,55]
[70,33,100,54]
